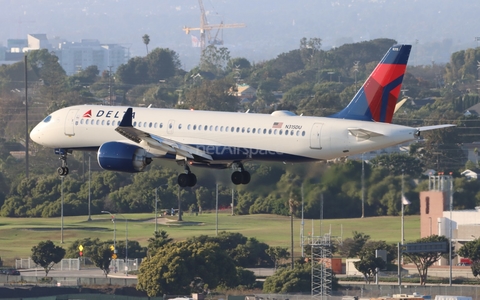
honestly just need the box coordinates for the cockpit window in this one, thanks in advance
[43,115,52,123]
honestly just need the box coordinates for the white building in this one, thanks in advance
[58,39,128,75]
[1,34,129,76]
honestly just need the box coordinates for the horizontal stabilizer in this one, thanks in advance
[416,124,456,132]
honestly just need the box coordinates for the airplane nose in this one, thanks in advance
[30,123,43,144]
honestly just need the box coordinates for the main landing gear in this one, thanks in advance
[231,163,250,185]
[177,164,197,187]
[56,148,70,176]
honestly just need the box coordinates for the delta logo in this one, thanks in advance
[83,110,92,118]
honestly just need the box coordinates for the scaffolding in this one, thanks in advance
[308,234,332,299]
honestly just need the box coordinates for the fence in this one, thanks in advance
[15,257,139,272]
[255,285,480,299]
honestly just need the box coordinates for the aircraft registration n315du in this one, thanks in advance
[30,44,454,187]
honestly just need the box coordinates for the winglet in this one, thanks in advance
[119,108,133,127]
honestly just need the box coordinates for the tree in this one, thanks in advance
[458,238,480,278]
[266,246,290,269]
[89,242,114,277]
[31,240,66,277]
[137,241,238,297]
[403,235,450,285]
[142,34,150,54]
[147,230,173,258]
[200,45,231,76]
[180,78,238,111]
[338,231,371,258]
[353,241,390,283]
[263,263,311,293]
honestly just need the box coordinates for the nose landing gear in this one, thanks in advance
[55,148,70,176]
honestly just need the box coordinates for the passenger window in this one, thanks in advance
[75,121,78,125]
[209,125,213,131]
[225,126,229,132]
[160,123,163,128]
[242,127,245,133]
[198,125,202,131]
[107,120,110,126]
[268,129,272,134]
[302,131,306,136]
[149,122,152,128]
[290,130,294,136]
[236,127,240,133]
[296,131,299,136]
[274,129,277,135]
[252,128,256,133]
[231,127,234,132]
[193,125,197,130]
[154,123,157,128]
[215,126,218,131]
[220,126,224,132]
[279,130,283,135]
[204,125,208,131]
[263,129,267,134]
[85,119,89,125]
[138,122,142,127]
[169,123,173,129]
[285,130,289,135]
[187,124,191,130]
[178,124,182,129]
[101,120,104,125]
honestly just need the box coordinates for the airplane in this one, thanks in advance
[30,44,454,187]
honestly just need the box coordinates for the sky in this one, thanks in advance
[1,0,479,70]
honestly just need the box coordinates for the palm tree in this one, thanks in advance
[142,34,150,55]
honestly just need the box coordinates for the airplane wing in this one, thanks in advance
[115,108,213,161]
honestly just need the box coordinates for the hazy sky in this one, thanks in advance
[1,0,479,69]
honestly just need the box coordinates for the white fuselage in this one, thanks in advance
[30,105,417,164]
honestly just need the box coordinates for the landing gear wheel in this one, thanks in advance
[188,173,197,187]
[241,171,250,184]
[231,171,243,185]
[178,173,189,187]
[57,166,69,176]
[178,172,198,187]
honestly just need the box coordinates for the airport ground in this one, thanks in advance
[0,213,420,265]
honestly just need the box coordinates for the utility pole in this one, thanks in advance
[24,54,29,178]
[87,154,91,221]
[108,66,113,105]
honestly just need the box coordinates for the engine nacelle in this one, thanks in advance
[97,142,152,173]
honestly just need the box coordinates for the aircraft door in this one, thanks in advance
[310,123,323,149]
[167,119,175,134]
[64,109,78,136]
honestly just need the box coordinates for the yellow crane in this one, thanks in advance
[183,0,245,51]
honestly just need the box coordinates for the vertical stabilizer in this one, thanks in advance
[329,44,411,123]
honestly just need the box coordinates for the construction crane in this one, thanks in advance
[183,0,245,51]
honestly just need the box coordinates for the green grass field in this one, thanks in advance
[0,212,419,266]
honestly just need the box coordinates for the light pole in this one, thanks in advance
[87,153,92,221]
[101,210,116,268]
[155,188,159,233]
[116,213,129,276]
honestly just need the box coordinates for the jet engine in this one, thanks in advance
[97,141,152,172]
